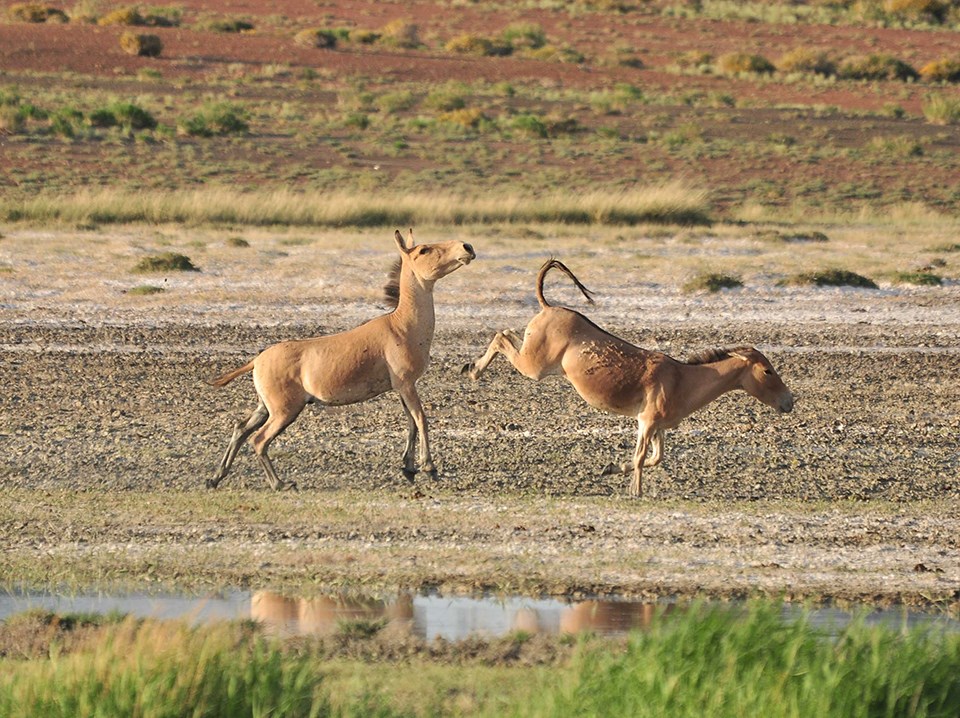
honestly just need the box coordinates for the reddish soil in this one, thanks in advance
[1,1,956,110]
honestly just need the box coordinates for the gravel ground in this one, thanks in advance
[1,227,958,607]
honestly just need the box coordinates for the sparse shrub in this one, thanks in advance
[140,7,179,27]
[177,101,249,137]
[88,108,117,128]
[0,106,26,134]
[438,107,488,130]
[526,44,585,63]
[675,50,712,69]
[838,53,918,81]
[784,269,878,288]
[119,32,162,57]
[544,115,581,136]
[758,230,830,243]
[98,6,143,26]
[883,0,949,23]
[868,135,923,156]
[717,52,775,75]
[203,18,254,33]
[226,236,249,248]
[8,3,68,22]
[512,113,548,138]
[344,112,369,130]
[922,93,960,124]
[684,272,743,293]
[293,28,337,49]
[379,19,419,48]
[776,47,837,76]
[501,22,546,50]
[881,102,906,118]
[127,284,166,295]
[350,29,380,44]
[891,270,942,285]
[110,101,156,130]
[424,85,467,112]
[133,252,198,273]
[919,57,960,83]
[445,34,494,56]
[378,90,416,113]
[49,107,83,137]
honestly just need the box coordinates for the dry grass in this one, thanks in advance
[0,185,712,227]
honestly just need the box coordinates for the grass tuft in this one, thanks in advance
[132,253,199,273]
[119,32,162,57]
[783,268,878,289]
[683,272,743,293]
[922,93,960,125]
[716,52,775,75]
[890,271,942,286]
[838,53,918,81]
[126,285,166,295]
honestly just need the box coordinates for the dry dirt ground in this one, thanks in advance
[1,226,958,608]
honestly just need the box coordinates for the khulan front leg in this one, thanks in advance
[398,395,419,481]
[398,383,437,480]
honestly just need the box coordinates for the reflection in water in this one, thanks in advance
[1,591,955,642]
[250,590,669,639]
[251,591,414,637]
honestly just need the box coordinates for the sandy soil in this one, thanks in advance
[0,226,958,607]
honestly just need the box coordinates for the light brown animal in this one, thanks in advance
[207,229,475,490]
[461,259,794,497]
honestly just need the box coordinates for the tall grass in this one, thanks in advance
[0,619,326,718]
[0,184,711,227]
[536,602,960,718]
[2,603,958,717]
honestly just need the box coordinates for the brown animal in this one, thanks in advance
[461,259,794,497]
[207,229,475,490]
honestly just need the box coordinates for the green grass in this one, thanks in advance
[542,602,960,718]
[2,602,958,717]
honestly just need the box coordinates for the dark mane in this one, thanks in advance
[684,345,751,365]
[383,258,401,309]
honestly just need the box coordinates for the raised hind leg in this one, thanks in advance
[461,330,518,380]
[249,401,306,491]
[208,401,269,489]
[461,328,551,382]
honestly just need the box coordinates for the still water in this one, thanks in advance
[1,590,956,641]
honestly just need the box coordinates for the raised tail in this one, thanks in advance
[535,259,595,309]
[206,359,255,388]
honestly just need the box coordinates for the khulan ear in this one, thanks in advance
[393,229,410,254]
[728,349,751,362]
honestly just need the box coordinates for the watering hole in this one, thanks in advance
[2,591,958,641]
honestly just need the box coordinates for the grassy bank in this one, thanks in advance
[1,602,958,717]
[0,184,710,228]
